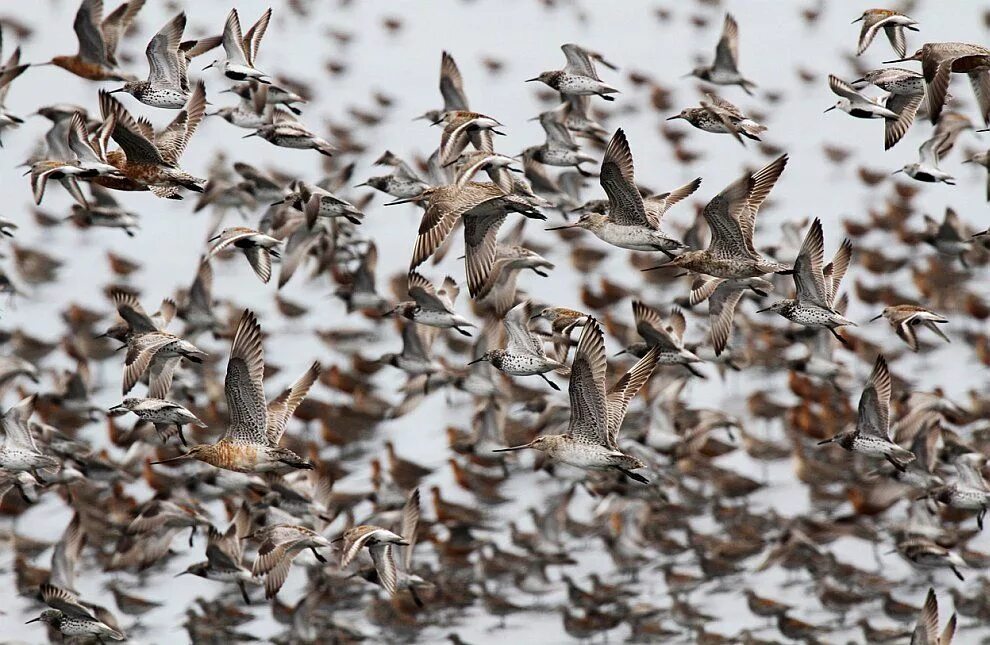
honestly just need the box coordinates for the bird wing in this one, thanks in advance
[41,583,97,620]
[439,51,469,111]
[856,355,892,440]
[157,81,206,164]
[1,396,38,452]
[504,300,543,356]
[884,92,922,150]
[220,9,248,64]
[738,154,788,257]
[792,218,828,307]
[401,488,420,570]
[112,288,158,333]
[99,90,164,164]
[74,0,110,66]
[645,177,702,228]
[954,458,990,492]
[146,13,185,86]
[968,70,990,127]
[702,171,754,259]
[713,13,741,73]
[370,544,399,595]
[923,59,951,125]
[606,345,660,447]
[222,310,268,445]
[883,23,907,58]
[265,361,321,446]
[600,129,649,227]
[463,201,508,299]
[561,43,600,80]
[100,0,144,64]
[824,238,852,304]
[828,74,863,101]
[631,300,680,351]
[856,15,883,56]
[406,271,446,311]
[566,319,608,445]
[709,281,746,356]
[242,8,271,68]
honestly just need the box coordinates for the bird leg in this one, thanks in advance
[616,467,649,484]
[828,327,850,347]
[311,547,327,563]
[537,373,561,391]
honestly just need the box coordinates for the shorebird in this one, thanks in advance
[386,272,474,337]
[108,397,206,446]
[179,506,256,604]
[434,110,504,166]
[46,0,144,81]
[824,74,898,120]
[27,584,125,641]
[380,320,443,379]
[885,42,990,125]
[277,180,364,225]
[897,537,966,581]
[817,355,916,471]
[337,524,409,595]
[469,300,568,391]
[912,588,957,645]
[894,112,971,184]
[225,81,306,115]
[494,318,660,483]
[643,154,791,279]
[204,8,272,83]
[546,129,688,257]
[689,275,772,357]
[336,241,389,314]
[0,40,28,144]
[249,524,334,599]
[207,226,282,284]
[871,304,950,351]
[0,395,60,475]
[522,111,597,173]
[450,150,521,193]
[852,9,918,58]
[397,181,547,298]
[963,149,990,200]
[107,289,207,398]
[527,43,619,101]
[922,207,976,265]
[245,115,335,157]
[150,310,318,473]
[667,93,766,144]
[851,68,924,149]
[110,13,198,109]
[756,218,855,345]
[475,244,555,314]
[929,453,990,529]
[531,305,588,360]
[358,150,430,199]
[688,13,757,95]
[417,51,470,123]
[620,301,704,378]
[97,83,207,198]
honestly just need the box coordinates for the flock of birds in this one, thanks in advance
[1,0,990,643]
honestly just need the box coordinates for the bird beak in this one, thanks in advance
[25,617,41,624]
[823,106,836,113]
[665,115,681,121]
[492,442,534,452]
[869,313,883,322]
[525,77,541,83]
[382,308,396,317]
[174,570,191,577]
[331,535,344,543]
[109,87,125,94]
[242,132,258,138]
[202,62,215,70]
[891,169,903,175]
[755,306,771,313]
[851,16,863,23]
[816,437,835,445]
[208,234,220,242]
[882,56,913,64]
[467,357,488,365]
[384,196,421,206]
[107,405,126,415]
[545,224,577,231]
[150,453,192,465]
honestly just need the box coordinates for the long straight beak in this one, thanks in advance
[851,17,863,23]
[109,87,125,94]
[869,313,883,321]
[883,56,913,64]
[823,106,836,113]
[382,308,396,317]
[640,263,676,272]
[816,437,835,445]
[174,570,191,577]
[150,453,192,465]
[891,169,903,175]
[665,115,681,121]
[493,443,533,452]
[545,224,577,231]
[384,196,421,206]
[25,617,41,624]
[525,77,541,82]
[202,62,214,71]
[208,234,221,242]
[467,357,488,365]
[242,132,258,138]
[755,306,772,313]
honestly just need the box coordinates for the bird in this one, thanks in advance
[885,42,990,126]
[527,43,619,101]
[469,300,568,391]
[204,7,272,84]
[756,218,855,345]
[894,112,971,184]
[46,0,144,81]
[852,9,919,58]
[546,129,688,257]
[494,318,660,484]
[207,226,282,284]
[851,68,924,149]
[336,524,409,595]
[110,13,199,109]
[249,524,334,599]
[0,395,61,475]
[108,397,206,446]
[386,272,474,337]
[667,93,766,144]
[817,355,916,472]
[620,300,704,378]
[871,305,950,351]
[27,584,125,641]
[688,13,757,95]
[245,116,335,157]
[150,310,317,473]
[911,587,957,645]
[178,505,257,604]
[824,74,898,120]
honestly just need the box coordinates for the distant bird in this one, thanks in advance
[911,588,957,645]
[527,43,619,101]
[494,318,660,484]
[245,116,335,157]
[852,9,918,58]
[688,13,757,95]
[824,74,898,120]
[818,355,916,471]
[894,112,971,184]
[207,226,282,284]
[386,272,474,337]
[668,93,766,144]
[872,305,950,351]
[46,0,144,81]
[204,7,272,83]
[250,524,334,598]
[337,524,409,595]
[469,300,568,390]
[620,300,704,377]
[885,42,990,126]
[108,397,206,446]
[417,50,470,123]
[963,149,990,200]
[851,68,924,149]
[0,395,60,475]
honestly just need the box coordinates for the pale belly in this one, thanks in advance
[597,225,669,251]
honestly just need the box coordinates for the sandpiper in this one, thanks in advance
[225,81,306,115]
[0,43,27,143]
[435,110,504,166]
[963,150,990,200]
[757,218,855,345]
[531,305,588,360]
[204,8,272,84]
[179,506,257,604]
[494,318,660,483]
[358,151,430,199]
[150,310,318,473]
[278,180,363,225]
[108,288,207,398]
[885,42,990,125]
[667,93,766,144]
[27,584,124,641]
[824,74,898,120]
[386,272,474,337]
[522,111,597,174]
[249,524,334,599]
[688,13,757,95]
[450,150,521,193]
[894,112,970,184]
[527,43,619,101]
[897,537,966,581]
[852,9,918,58]
[208,226,282,284]
[871,304,950,351]
[46,0,144,81]
[337,524,409,596]
[469,300,568,390]
[817,355,916,471]
[620,301,704,378]
[245,115,335,157]
[336,241,390,314]
[108,397,206,446]
[546,129,687,257]
[0,395,61,475]
[476,244,555,314]
[851,68,924,149]
[912,587,957,645]
[929,453,990,529]
[110,13,197,109]
[97,82,208,198]
[643,154,791,279]
[397,181,547,298]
